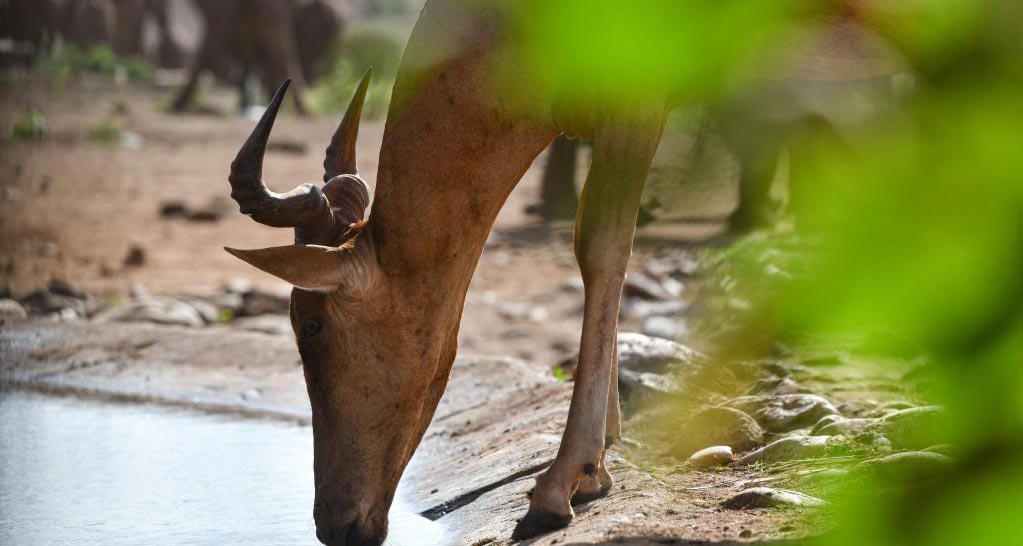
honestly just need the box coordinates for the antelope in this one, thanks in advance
[224,1,902,544]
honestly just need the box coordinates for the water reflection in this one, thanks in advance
[0,390,448,546]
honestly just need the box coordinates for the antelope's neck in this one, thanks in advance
[368,2,555,303]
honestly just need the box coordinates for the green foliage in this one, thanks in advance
[88,118,121,144]
[33,44,154,83]
[310,30,403,119]
[501,0,1020,544]
[216,309,235,324]
[8,107,48,140]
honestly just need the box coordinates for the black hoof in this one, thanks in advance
[571,482,612,506]
[511,509,571,540]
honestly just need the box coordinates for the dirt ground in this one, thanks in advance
[0,74,730,368]
[2,74,939,546]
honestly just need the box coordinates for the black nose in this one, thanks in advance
[315,519,386,546]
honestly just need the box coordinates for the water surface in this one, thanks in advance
[0,390,448,546]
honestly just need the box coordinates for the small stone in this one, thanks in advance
[880,406,944,450]
[0,298,28,323]
[232,315,292,336]
[93,297,204,327]
[855,451,952,483]
[688,445,733,468]
[734,435,834,466]
[669,407,764,458]
[623,271,681,301]
[921,444,955,456]
[497,302,548,322]
[224,278,254,294]
[810,414,844,434]
[123,244,146,267]
[241,388,262,401]
[721,488,825,510]
[616,332,705,374]
[642,315,687,340]
[621,298,686,320]
[792,468,850,488]
[815,418,879,437]
[560,276,584,292]
[237,288,290,317]
[727,394,839,433]
[179,298,219,324]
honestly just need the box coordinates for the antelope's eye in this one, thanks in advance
[302,317,324,337]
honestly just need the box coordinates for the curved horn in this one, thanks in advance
[229,80,334,239]
[324,68,373,181]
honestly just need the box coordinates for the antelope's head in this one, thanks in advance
[225,74,434,546]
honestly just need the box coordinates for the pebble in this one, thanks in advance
[93,297,204,328]
[854,451,952,483]
[880,406,944,450]
[231,315,292,336]
[642,315,688,340]
[669,407,764,458]
[687,445,733,468]
[616,332,705,374]
[727,394,839,433]
[0,298,28,323]
[814,417,879,437]
[734,435,835,466]
[497,302,548,322]
[721,487,826,509]
[623,271,682,301]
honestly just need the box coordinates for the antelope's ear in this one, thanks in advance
[224,244,347,292]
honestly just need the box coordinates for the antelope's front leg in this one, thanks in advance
[513,100,666,540]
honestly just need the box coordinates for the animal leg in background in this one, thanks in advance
[514,95,667,539]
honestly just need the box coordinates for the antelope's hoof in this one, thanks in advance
[511,509,571,540]
[571,481,612,506]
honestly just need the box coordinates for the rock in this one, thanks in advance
[618,370,678,402]
[687,445,733,468]
[880,406,945,450]
[921,444,955,457]
[159,197,231,222]
[560,276,584,292]
[616,332,705,374]
[669,407,764,458]
[19,279,92,317]
[123,244,146,267]
[642,315,688,340]
[179,298,220,324]
[241,388,262,401]
[623,271,682,301]
[621,299,686,320]
[867,400,915,418]
[0,298,28,324]
[727,394,839,433]
[855,451,952,483]
[792,468,849,488]
[809,415,844,434]
[237,288,290,317]
[750,376,802,396]
[231,315,293,336]
[721,488,826,509]
[224,278,254,295]
[814,418,879,437]
[93,297,204,327]
[496,302,548,322]
[734,436,835,466]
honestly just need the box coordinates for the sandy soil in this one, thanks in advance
[0,75,728,368]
